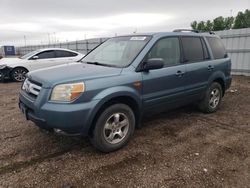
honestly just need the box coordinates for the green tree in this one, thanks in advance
[190,9,250,31]
[213,16,225,31]
[197,21,206,31]
[205,20,213,31]
[224,17,234,29]
[191,21,198,30]
[234,9,250,28]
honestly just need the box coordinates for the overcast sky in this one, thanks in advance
[0,0,249,46]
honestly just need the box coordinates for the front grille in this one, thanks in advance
[22,78,42,98]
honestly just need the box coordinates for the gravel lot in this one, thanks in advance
[0,76,250,188]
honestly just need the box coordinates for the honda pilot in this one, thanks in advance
[19,30,232,152]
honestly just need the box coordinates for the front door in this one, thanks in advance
[27,50,56,71]
[141,37,187,112]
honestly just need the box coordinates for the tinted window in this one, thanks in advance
[206,37,226,59]
[147,37,180,66]
[36,50,55,59]
[182,37,204,62]
[201,38,210,60]
[55,50,77,58]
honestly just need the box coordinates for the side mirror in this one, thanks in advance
[32,56,39,60]
[141,58,164,71]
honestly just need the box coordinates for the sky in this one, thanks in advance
[0,0,249,46]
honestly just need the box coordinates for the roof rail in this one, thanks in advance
[173,29,215,35]
[173,29,200,33]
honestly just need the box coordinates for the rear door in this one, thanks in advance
[55,50,79,65]
[141,37,187,112]
[181,36,212,100]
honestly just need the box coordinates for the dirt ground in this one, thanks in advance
[0,76,249,188]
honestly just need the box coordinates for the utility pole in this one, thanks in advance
[47,33,51,45]
[23,35,27,47]
[53,32,56,43]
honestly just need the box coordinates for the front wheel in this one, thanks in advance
[198,82,223,113]
[90,103,135,153]
[11,67,28,82]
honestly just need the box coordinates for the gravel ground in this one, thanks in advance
[0,76,250,188]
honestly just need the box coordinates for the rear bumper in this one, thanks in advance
[19,90,99,136]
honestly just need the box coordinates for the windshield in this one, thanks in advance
[81,36,151,67]
[20,50,42,59]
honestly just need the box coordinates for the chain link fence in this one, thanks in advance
[16,37,109,56]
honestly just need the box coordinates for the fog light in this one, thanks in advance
[54,128,64,134]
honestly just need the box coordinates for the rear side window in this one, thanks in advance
[181,37,204,62]
[55,50,78,58]
[206,37,227,59]
[146,37,181,66]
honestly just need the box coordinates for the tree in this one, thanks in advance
[224,17,234,29]
[197,21,206,31]
[234,9,250,28]
[206,20,213,31]
[213,16,225,31]
[191,21,198,30]
[190,9,250,31]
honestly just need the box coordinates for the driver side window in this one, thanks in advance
[147,37,181,66]
[34,50,55,59]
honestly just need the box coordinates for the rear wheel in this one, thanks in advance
[198,82,222,113]
[90,103,135,153]
[11,67,28,82]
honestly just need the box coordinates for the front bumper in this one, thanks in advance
[0,66,12,81]
[19,90,100,136]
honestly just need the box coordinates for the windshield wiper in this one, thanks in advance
[84,61,117,67]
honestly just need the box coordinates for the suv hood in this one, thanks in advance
[28,63,123,88]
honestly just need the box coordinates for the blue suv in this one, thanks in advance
[19,30,232,152]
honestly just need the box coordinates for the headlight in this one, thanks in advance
[50,82,85,102]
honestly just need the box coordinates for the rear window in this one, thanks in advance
[206,37,227,59]
[181,37,204,62]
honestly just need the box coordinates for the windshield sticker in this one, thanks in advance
[130,37,147,41]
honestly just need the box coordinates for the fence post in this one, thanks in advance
[86,40,89,53]
[76,40,78,52]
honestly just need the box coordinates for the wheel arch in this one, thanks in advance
[88,94,142,136]
[208,71,226,96]
[10,66,29,81]
[11,66,29,75]
[213,77,225,96]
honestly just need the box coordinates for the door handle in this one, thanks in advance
[207,65,214,70]
[175,70,185,77]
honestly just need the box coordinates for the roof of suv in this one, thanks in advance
[119,31,219,38]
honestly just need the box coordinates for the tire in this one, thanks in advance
[198,82,223,113]
[90,103,135,153]
[11,67,28,82]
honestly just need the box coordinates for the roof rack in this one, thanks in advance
[173,29,215,35]
[173,29,199,33]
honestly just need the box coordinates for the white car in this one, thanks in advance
[0,48,84,82]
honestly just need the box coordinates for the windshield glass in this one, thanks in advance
[20,50,42,59]
[81,36,151,67]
